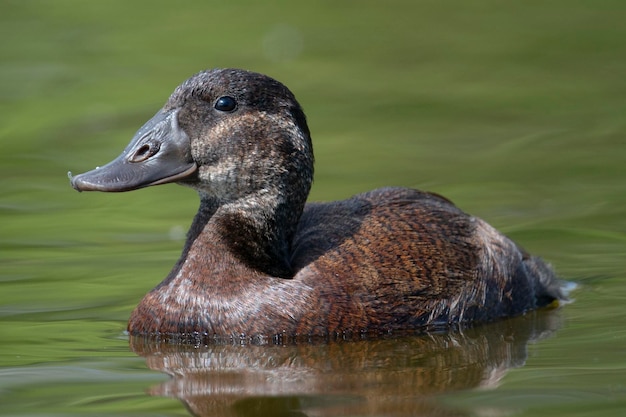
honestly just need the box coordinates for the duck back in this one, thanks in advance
[289,187,562,333]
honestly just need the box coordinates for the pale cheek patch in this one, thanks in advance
[198,157,240,199]
[190,111,303,199]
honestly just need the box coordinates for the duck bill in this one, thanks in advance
[69,109,197,192]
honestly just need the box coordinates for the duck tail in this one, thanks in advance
[522,255,572,307]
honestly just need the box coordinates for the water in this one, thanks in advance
[2,1,625,416]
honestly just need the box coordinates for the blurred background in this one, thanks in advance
[1,1,625,416]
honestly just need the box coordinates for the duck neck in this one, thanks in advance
[190,188,305,278]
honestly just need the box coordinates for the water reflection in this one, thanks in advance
[130,310,563,416]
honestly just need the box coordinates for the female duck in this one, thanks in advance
[70,68,564,341]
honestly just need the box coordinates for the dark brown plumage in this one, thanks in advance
[70,68,566,342]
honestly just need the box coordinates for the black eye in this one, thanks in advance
[214,96,237,112]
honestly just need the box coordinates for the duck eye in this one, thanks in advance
[214,96,237,112]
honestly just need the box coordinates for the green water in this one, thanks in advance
[2,1,625,416]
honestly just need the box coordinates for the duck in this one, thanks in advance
[70,68,565,342]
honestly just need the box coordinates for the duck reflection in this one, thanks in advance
[130,309,563,417]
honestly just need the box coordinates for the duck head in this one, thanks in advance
[70,69,314,277]
[70,68,313,205]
